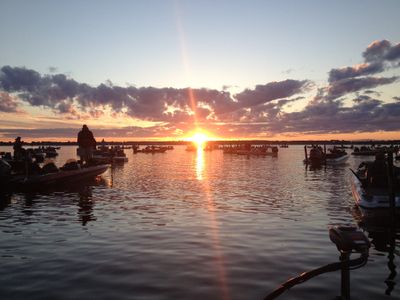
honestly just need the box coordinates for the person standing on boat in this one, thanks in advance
[77,125,96,164]
[13,136,24,160]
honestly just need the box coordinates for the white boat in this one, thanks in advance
[325,148,349,165]
[350,173,400,209]
[325,153,349,164]
[350,159,400,210]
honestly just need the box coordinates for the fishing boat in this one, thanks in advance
[135,146,168,154]
[44,146,59,158]
[185,144,197,152]
[0,159,109,190]
[304,146,348,165]
[325,148,349,164]
[350,157,400,210]
[303,145,325,165]
[223,145,278,156]
[92,146,128,163]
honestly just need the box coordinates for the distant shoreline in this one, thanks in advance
[0,140,399,146]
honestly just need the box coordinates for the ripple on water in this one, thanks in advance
[0,145,398,300]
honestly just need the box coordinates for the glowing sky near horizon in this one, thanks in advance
[0,0,399,141]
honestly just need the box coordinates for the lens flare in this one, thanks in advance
[192,132,208,148]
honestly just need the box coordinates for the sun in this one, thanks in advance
[192,132,208,148]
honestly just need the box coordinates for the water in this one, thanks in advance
[0,145,398,300]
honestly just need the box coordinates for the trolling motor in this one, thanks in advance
[264,226,370,300]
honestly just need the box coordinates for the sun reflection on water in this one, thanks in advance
[193,145,230,299]
[196,147,204,181]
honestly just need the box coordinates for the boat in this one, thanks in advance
[92,146,128,163]
[185,144,197,152]
[134,146,168,154]
[304,146,348,165]
[351,145,392,156]
[43,146,59,158]
[0,159,109,190]
[303,146,325,165]
[325,148,349,164]
[223,145,278,156]
[350,157,400,211]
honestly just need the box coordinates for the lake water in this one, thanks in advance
[0,145,398,300]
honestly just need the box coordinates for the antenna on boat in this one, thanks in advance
[386,151,396,223]
[263,226,370,300]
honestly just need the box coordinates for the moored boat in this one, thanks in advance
[223,145,278,156]
[325,148,349,164]
[135,146,168,154]
[92,146,128,163]
[303,145,325,165]
[350,156,400,211]
[0,159,109,190]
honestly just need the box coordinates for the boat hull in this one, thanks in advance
[325,154,349,164]
[4,164,109,190]
[350,173,400,210]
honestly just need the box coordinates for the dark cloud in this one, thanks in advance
[235,80,311,108]
[328,62,384,83]
[327,40,400,98]
[363,40,392,62]
[273,97,400,134]
[0,66,42,93]
[0,92,19,112]
[326,76,398,100]
[1,40,399,140]
[364,90,381,96]
[363,39,400,64]
[0,66,310,125]
[48,66,58,73]
[0,125,178,139]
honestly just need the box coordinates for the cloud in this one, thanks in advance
[328,62,384,83]
[0,66,42,93]
[363,40,392,62]
[362,39,400,64]
[1,39,399,139]
[0,125,180,139]
[326,76,398,100]
[0,92,19,112]
[326,39,400,98]
[235,80,311,108]
[272,97,400,134]
[0,66,310,124]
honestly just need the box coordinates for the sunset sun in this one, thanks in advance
[191,132,208,148]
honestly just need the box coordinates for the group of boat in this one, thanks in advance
[1,143,399,216]
[1,146,59,164]
[303,145,349,165]
[223,144,279,156]
[351,145,399,156]
[91,145,128,163]
[133,145,173,154]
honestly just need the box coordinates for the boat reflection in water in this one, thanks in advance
[352,207,399,296]
[77,186,96,226]
[0,177,107,226]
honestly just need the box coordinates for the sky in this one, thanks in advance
[0,0,399,141]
